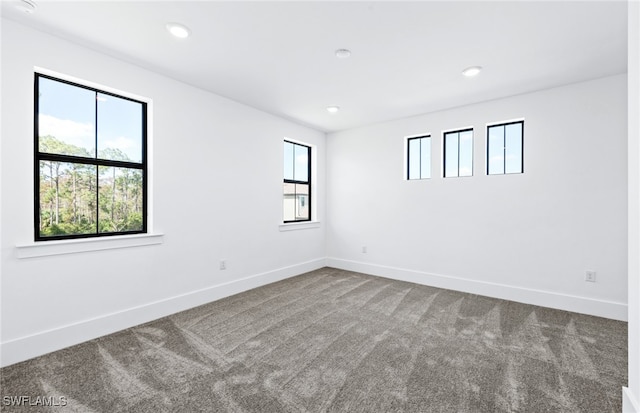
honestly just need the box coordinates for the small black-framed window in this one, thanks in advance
[34,73,147,241]
[283,140,311,222]
[443,128,473,177]
[487,120,524,175]
[407,135,431,180]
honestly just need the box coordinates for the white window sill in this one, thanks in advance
[15,233,164,259]
[279,221,321,232]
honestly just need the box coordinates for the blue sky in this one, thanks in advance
[445,130,473,177]
[488,124,522,174]
[284,141,308,181]
[39,77,143,162]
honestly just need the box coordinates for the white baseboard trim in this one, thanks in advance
[624,388,640,413]
[326,258,627,321]
[0,258,326,368]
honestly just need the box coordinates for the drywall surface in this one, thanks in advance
[626,0,640,409]
[0,19,326,366]
[327,74,628,320]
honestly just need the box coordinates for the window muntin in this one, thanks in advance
[35,73,147,241]
[407,136,431,180]
[443,129,473,177]
[487,121,524,175]
[283,141,311,222]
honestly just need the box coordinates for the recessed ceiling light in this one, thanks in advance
[15,0,37,14]
[166,23,191,39]
[326,106,340,113]
[462,66,482,77]
[335,49,351,59]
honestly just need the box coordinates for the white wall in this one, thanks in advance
[327,74,628,321]
[0,14,3,375]
[624,0,640,410]
[0,19,326,367]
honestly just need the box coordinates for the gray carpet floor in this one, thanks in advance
[0,267,628,412]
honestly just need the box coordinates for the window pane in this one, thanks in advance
[283,182,309,221]
[39,161,97,237]
[505,123,523,174]
[284,142,294,180]
[459,131,473,177]
[420,137,431,179]
[283,182,296,221]
[408,138,421,180]
[444,132,459,177]
[294,144,309,182]
[38,77,96,158]
[294,184,310,220]
[488,125,505,175]
[98,166,144,233]
[97,94,143,163]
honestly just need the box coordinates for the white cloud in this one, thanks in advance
[102,136,140,161]
[39,114,92,141]
[103,136,135,150]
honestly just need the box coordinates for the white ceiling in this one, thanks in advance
[1,1,628,133]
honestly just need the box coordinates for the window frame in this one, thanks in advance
[486,120,524,175]
[34,72,148,242]
[283,140,312,223]
[406,135,431,180]
[443,127,474,178]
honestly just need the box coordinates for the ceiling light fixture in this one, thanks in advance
[326,106,340,114]
[462,66,482,77]
[15,0,37,14]
[166,23,191,39]
[335,49,351,59]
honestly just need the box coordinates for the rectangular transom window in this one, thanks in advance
[283,140,311,222]
[443,128,473,177]
[487,120,524,175]
[34,73,147,241]
[407,135,431,180]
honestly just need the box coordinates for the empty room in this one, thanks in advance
[1,1,639,412]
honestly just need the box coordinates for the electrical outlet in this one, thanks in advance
[362,246,367,253]
[220,260,227,270]
[585,271,596,282]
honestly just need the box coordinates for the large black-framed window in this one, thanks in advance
[443,128,473,177]
[407,135,431,180]
[34,73,147,241]
[487,120,524,175]
[283,140,311,222]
